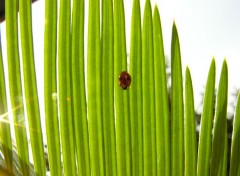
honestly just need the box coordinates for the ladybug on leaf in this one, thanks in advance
[118,71,131,89]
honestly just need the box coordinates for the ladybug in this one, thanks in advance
[118,71,131,89]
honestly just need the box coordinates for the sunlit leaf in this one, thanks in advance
[0,31,13,174]
[6,0,30,174]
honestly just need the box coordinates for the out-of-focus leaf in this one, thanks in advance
[229,93,240,176]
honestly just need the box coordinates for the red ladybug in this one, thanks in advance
[119,71,131,89]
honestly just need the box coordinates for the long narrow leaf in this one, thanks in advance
[58,0,76,174]
[114,0,131,175]
[44,0,61,175]
[184,67,197,176]
[19,0,46,174]
[5,0,30,175]
[210,60,228,176]
[229,93,240,176]
[0,32,13,173]
[88,0,105,175]
[142,0,156,175]
[129,0,142,175]
[221,131,227,176]
[153,6,170,176]
[101,0,117,175]
[197,59,216,176]
[71,0,90,175]
[171,23,184,176]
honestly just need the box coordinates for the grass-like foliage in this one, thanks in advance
[0,0,239,175]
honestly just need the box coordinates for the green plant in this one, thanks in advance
[0,0,240,175]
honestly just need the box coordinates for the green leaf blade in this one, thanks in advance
[114,0,131,175]
[71,0,90,175]
[0,33,13,173]
[101,0,117,175]
[129,0,143,175]
[153,6,170,176]
[44,0,62,175]
[210,60,228,176]
[58,0,76,174]
[142,0,156,175]
[229,93,240,176]
[171,23,184,176]
[184,67,197,176]
[197,59,216,176]
[5,0,30,174]
[88,0,105,175]
[19,0,46,174]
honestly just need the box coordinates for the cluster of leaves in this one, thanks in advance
[0,0,240,175]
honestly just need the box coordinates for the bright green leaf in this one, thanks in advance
[153,6,170,176]
[184,67,197,176]
[197,59,216,176]
[6,0,30,174]
[44,0,62,175]
[171,22,184,176]
[210,60,228,176]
